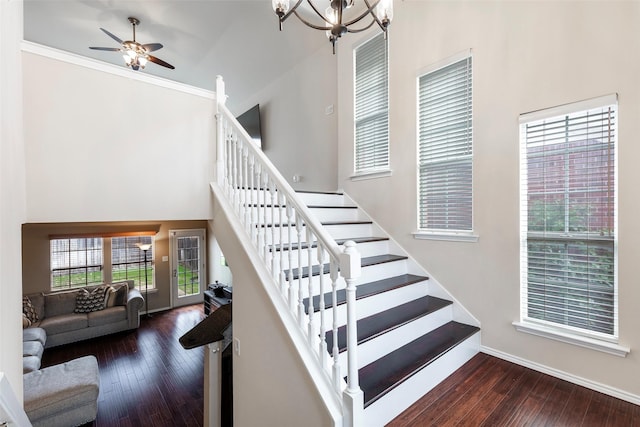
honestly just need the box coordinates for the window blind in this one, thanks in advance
[520,99,617,337]
[418,56,473,231]
[354,33,389,173]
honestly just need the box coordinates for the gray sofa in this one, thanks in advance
[23,280,144,348]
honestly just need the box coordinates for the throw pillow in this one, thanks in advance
[22,313,31,329]
[104,286,117,308]
[74,287,107,313]
[113,284,128,306]
[22,296,39,323]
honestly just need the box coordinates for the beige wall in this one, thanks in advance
[22,220,208,311]
[0,0,26,401]
[337,1,640,400]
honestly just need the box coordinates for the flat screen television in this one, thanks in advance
[236,104,262,148]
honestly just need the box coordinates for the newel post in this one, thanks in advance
[340,241,363,427]
[215,75,227,185]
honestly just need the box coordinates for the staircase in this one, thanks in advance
[212,76,480,427]
[293,191,480,425]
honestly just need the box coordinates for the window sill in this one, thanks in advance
[512,321,629,357]
[412,230,479,243]
[350,169,392,181]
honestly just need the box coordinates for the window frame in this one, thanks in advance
[49,234,155,291]
[111,236,155,291]
[352,32,391,179]
[50,237,104,290]
[514,94,627,356]
[414,50,477,242]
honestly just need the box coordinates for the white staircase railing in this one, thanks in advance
[214,76,364,426]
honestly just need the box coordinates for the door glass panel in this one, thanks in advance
[177,236,201,298]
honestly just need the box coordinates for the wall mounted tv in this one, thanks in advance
[236,104,263,148]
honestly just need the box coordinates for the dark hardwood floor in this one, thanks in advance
[41,305,205,427]
[41,305,639,426]
[388,352,640,427]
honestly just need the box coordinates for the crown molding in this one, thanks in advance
[21,41,216,100]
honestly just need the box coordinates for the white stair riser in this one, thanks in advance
[297,193,348,206]
[337,305,453,371]
[308,208,363,222]
[282,259,409,297]
[363,332,481,427]
[324,223,374,240]
[302,280,431,332]
[271,240,390,270]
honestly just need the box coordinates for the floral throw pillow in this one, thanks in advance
[22,296,39,323]
[74,287,107,313]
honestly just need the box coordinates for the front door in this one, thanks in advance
[169,229,206,307]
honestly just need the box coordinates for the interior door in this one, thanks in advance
[170,229,206,307]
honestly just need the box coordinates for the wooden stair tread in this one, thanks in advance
[271,236,389,252]
[358,321,480,408]
[303,274,428,313]
[259,220,372,228]
[285,254,407,281]
[325,296,452,352]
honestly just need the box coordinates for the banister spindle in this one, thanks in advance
[317,243,327,366]
[279,193,287,294]
[330,259,341,392]
[256,164,265,258]
[262,173,270,264]
[296,216,305,327]
[307,228,315,344]
[287,204,295,310]
[232,134,239,213]
[270,184,278,278]
[225,121,232,196]
[249,155,257,244]
[242,146,250,231]
[237,138,245,220]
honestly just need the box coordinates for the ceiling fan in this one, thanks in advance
[89,17,174,71]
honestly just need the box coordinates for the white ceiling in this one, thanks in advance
[23,0,330,110]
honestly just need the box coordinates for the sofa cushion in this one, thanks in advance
[23,327,47,346]
[45,291,79,318]
[23,341,44,359]
[23,355,100,426]
[23,313,31,328]
[23,356,41,374]
[39,313,88,335]
[75,287,107,313]
[87,306,126,327]
[23,296,39,323]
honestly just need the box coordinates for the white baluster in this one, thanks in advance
[248,154,257,243]
[330,259,341,392]
[317,244,327,367]
[279,193,287,294]
[296,216,305,327]
[307,228,315,345]
[232,134,239,213]
[242,145,250,231]
[270,184,278,278]
[262,173,270,264]
[341,241,364,426]
[287,204,295,310]
[256,164,265,257]
[225,121,232,196]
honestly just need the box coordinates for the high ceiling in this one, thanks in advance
[23,0,330,110]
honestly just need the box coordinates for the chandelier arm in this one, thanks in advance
[343,0,382,27]
[345,18,377,34]
[362,0,388,31]
[281,0,305,23]
[306,0,332,24]
[292,10,332,31]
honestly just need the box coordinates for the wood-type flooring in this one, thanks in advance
[41,305,639,426]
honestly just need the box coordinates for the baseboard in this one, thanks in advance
[480,345,640,405]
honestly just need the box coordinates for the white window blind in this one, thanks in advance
[519,97,617,338]
[354,33,389,174]
[418,56,473,231]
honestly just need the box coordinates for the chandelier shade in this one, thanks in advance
[272,0,393,53]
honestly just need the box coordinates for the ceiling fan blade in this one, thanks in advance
[89,47,121,51]
[99,27,123,45]
[147,55,175,70]
[142,43,163,52]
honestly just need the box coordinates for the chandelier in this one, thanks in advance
[272,0,394,53]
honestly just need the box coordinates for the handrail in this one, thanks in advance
[214,76,363,426]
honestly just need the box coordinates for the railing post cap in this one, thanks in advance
[339,240,361,278]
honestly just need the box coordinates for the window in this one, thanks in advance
[354,32,389,175]
[519,95,617,340]
[50,234,155,291]
[417,55,473,232]
[112,236,154,290]
[50,238,103,289]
